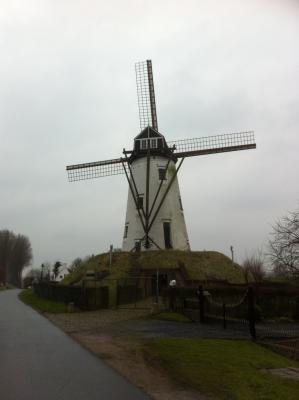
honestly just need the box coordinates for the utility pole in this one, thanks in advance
[230,245,234,264]
[109,244,113,270]
[40,263,44,281]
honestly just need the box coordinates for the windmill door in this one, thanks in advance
[163,221,173,249]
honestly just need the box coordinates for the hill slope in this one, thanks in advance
[63,250,246,285]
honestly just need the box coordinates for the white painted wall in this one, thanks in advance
[52,264,69,282]
[122,155,190,251]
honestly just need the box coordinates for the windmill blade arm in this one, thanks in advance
[135,60,158,131]
[168,131,256,158]
[66,157,127,181]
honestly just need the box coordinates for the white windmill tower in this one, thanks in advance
[122,61,190,251]
[66,60,256,252]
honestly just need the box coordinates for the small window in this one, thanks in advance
[124,224,129,238]
[141,139,148,149]
[151,139,157,148]
[158,167,167,180]
[137,195,144,209]
[158,138,163,148]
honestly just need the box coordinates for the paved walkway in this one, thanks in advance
[0,290,149,400]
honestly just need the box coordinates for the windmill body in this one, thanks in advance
[122,127,190,251]
[66,60,256,252]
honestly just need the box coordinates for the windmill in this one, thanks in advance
[66,60,256,252]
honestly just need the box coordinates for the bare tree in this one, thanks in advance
[242,263,251,284]
[25,268,41,279]
[8,234,32,287]
[53,261,62,280]
[41,262,51,281]
[269,208,299,277]
[0,230,32,286]
[23,268,41,287]
[0,230,15,283]
[68,257,83,273]
[243,250,266,284]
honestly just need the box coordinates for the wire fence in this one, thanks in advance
[177,286,253,336]
[174,285,299,344]
[34,279,299,357]
[34,282,109,310]
[115,276,169,310]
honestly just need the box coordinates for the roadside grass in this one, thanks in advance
[19,289,68,313]
[151,311,191,323]
[146,338,299,400]
[0,284,14,291]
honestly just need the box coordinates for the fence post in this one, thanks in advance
[223,303,226,329]
[81,279,87,310]
[169,287,175,311]
[198,285,205,323]
[248,286,256,340]
[135,281,137,309]
[182,297,186,314]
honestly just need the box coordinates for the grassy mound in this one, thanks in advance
[63,250,246,285]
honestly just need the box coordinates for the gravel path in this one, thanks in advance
[46,306,250,340]
[109,319,250,339]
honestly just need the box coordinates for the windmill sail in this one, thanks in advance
[66,131,256,181]
[168,131,256,158]
[135,60,158,132]
[66,60,257,253]
[66,157,127,182]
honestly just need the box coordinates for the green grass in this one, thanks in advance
[62,252,133,285]
[0,284,14,290]
[19,289,68,313]
[63,250,247,285]
[146,338,299,400]
[151,311,191,323]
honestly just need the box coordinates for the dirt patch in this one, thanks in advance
[46,307,151,333]
[261,367,299,381]
[46,309,210,400]
[260,339,299,361]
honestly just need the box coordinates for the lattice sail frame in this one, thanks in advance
[66,158,128,182]
[66,131,255,182]
[135,60,158,132]
[169,131,255,158]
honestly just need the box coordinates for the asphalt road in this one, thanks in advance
[0,290,149,400]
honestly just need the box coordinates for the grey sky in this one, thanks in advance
[0,0,298,269]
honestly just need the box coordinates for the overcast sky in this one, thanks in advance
[1,0,298,270]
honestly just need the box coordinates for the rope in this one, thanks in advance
[206,289,249,308]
